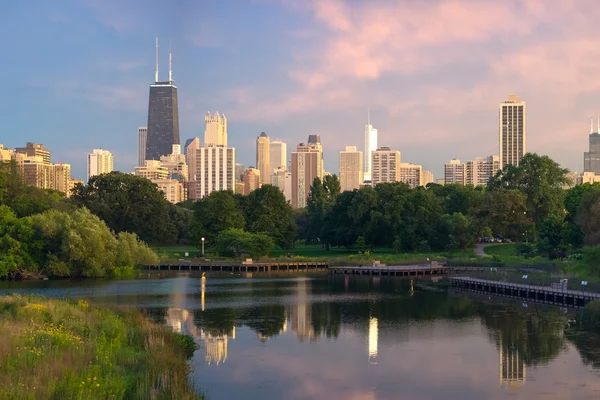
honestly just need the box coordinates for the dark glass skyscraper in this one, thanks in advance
[584,121,600,174]
[145,38,180,161]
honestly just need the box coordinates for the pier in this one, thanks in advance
[329,264,450,277]
[147,261,329,273]
[450,276,600,308]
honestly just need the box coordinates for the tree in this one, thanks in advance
[0,205,38,278]
[537,214,569,259]
[577,190,600,245]
[564,183,600,248]
[215,229,273,259]
[191,191,245,245]
[306,175,340,247]
[438,213,476,251]
[243,185,296,249]
[488,153,570,240]
[473,189,530,240]
[71,172,176,244]
[322,190,361,248]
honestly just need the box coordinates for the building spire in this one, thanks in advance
[592,118,594,134]
[169,41,173,83]
[367,108,371,126]
[155,35,159,83]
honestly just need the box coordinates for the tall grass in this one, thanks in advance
[0,295,202,400]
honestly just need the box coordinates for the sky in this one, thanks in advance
[1,0,599,180]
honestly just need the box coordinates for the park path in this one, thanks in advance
[474,243,490,257]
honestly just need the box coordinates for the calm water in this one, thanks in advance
[2,274,600,399]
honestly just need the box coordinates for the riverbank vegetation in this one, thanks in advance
[0,295,200,399]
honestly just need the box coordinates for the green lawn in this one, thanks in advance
[483,243,519,257]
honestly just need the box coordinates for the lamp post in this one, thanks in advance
[201,237,205,257]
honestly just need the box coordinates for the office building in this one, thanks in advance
[444,159,466,185]
[499,94,526,169]
[466,155,500,186]
[270,140,287,174]
[291,136,324,208]
[138,126,147,166]
[398,162,422,188]
[87,149,114,181]
[146,38,180,160]
[364,113,378,181]
[272,167,292,203]
[204,111,227,146]
[243,167,261,195]
[256,132,270,186]
[15,142,50,164]
[191,146,235,199]
[371,147,400,185]
[339,146,363,192]
[422,170,434,186]
[584,118,600,175]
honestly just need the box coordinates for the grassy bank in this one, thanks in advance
[0,295,201,400]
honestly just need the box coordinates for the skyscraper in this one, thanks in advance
[269,140,287,173]
[256,132,270,185]
[184,137,201,182]
[15,142,50,164]
[87,149,114,181]
[584,118,600,175]
[371,147,400,185]
[339,146,363,192]
[364,112,378,181]
[145,38,180,161]
[138,126,147,166]
[466,155,500,186]
[243,167,261,195]
[444,158,466,185]
[204,112,227,146]
[291,136,324,208]
[499,94,526,169]
[398,162,423,188]
[192,146,235,199]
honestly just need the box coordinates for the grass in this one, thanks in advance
[483,243,519,257]
[0,295,201,400]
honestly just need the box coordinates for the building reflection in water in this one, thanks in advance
[291,279,315,341]
[499,333,526,389]
[368,316,378,365]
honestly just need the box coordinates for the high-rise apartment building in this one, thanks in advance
[192,146,235,199]
[371,147,400,185]
[204,112,227,146]
[235,163,245,182]
[0,144,13,161]
[145,38,180,160]
[87,149,114,181]
[499,94,526,169]
[15,142,50,164]
[584,119,600,175]
[243,167,261,195]
[291,136,324,208]
[20,157,55,190]
[466,155,500,186]
[364,115,378,182]
[398,162,422,189]
[422,170,434,186]
[269,140,287,174]
[154,179,186,204]
[184,137,201,182]
[256,132,270,186]
[339,146,363,192]
[138,126,147,166]
[135,160,169,180]
[272,167,292,203]
[444,159,466,185]
[54,163,71,196]
[160,144,188,181]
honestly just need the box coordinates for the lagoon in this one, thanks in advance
[1,274,600,399]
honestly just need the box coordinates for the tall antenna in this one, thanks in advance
[155,35,159,83]
[368,108,371,126]
[169,41,173,83]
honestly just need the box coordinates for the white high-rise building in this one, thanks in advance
[87,149,114,181]
[422,170,434,186]
[371,147,400,185]
[444,159,466,185]
[272,167,292,203]
[185,137,201,182]
[466,155,500,186]
[398,162,423,189]
[204,112,227,146]
[192,146,235,199]
[499,94,526,169]
[364,113,378,182]
[138,126,147,166]
[256,132,270,186]
[339,146,363,192]
[269,140,287,174]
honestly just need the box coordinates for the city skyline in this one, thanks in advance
[3,1,600,180]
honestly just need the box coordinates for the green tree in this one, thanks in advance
[71,172,176,244]
[537,214,569,259]
[438,213,476,251]
[577,190,600,245]
[0,206,38,278]
[306,175,340,247]
[473,189,530,240]
[244,185,296,248]
[215,229,273,259]
[191,191,245,245]
[564,183,600,248]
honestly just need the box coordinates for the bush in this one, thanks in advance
[216,229,273,259]
[516,243,537,258]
